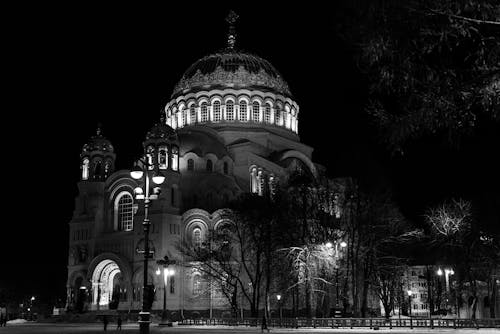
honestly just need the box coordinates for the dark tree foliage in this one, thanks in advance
[338,0,500,152]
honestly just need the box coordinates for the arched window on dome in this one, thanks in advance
[189,104,196,124]
[223,161,229,175]
[239,101,247,122]
[158,146,168,170]
[187,159,194,171]
[182,109,187,127]
[201,102,208,122]
[250,167,258,194]
[264,103,271,123]
[93,160,102,180]
[171,146,179,171]
[146,146,155,170]
[226,101,234,121]
[277,109,283,126]
[252,101,260,122]
[104,160,112,178]
[213,101,221,122]
[82,158,89,180]
[206,160,213,172]
[114,192,134,231]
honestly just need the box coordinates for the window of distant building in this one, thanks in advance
[115,192,134,231]
[213,101,221,122]
[252,101,260,122]
[187,159,194,171]
[201,102,208,122]
[226,101,234,121]
[193,274,202,296]
[239,101,247,121]
[169,275,175,294]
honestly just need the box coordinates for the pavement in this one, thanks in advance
[0,323,499,334]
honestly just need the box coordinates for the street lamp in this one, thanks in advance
[407,290,413,317]
[156,255,176,325]
[131,161,165,334]
[276,294,282,326]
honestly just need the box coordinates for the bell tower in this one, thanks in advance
[80,124,116,181]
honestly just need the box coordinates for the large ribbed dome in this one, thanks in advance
[172,50,291,98]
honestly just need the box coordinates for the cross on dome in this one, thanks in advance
[225,10,239,49]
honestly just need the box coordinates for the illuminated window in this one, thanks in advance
[158,146,168,169]
[187,159,194,171]
[250,167,258,193]
[213,101,221,122]
[239,101,247,121]
[171,146,179,171]
[193,274,202,295]
[206,160,213,172]
[193,227,202,248]
[182,109,187,126]
[201,102,208,122]
[115,192,134,231]
[82,158,89,180]
[169,275,175,294]
[190,104,196,124]
[223,162,228,175]
[104,160,112,178]
[226,101,234,121]
[252,101,260,122]
[264,103,271,123]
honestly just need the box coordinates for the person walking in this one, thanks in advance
[116,315,122,330]
[102,315,108,331]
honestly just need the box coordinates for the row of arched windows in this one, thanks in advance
[166,97,298,133]
[186,158,229,175]
[81,157,113,181]
[250,166,277,198]
[145,145,179,171]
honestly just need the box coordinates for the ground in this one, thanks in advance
[1,324,499,334]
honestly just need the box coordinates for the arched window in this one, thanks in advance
[182,109,187,126]
[223,161,228,175]
[193,227,202,248]
[93,160,102,180]
[104,160,112,178]
[82,158,89,180]
[252,101,260,122]
[146,146,155,170]
[171,187,175,206]
[171,146,179,171]
[187,159,194,171]
[189,104,196,124]
[193,274,202,296]
[115,192,134,231]
[213,101,221,122]
[239,101,247,121]
[206,160,213,172]
[250,167,258,194]
[225,101,234,121]
[158,146,168,169]
[200,102,208,122]
[264,103,271,123]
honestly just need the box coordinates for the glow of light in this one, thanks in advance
[276,294,281,301]
[79,286,87,290]
[165,268,175,276]
[325,242,333,249]
[437,268,443,276]
[27,308,30,311]
[407,290,412,296]
[152,174,165,185]
[449,269,454,275]
[156,267,161,276]
[340,241,347,248]
[31,296,35,301]
[134,187,143,194]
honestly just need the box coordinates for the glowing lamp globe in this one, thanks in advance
[340,241,347,248]
[152,173,165,185]
[325,242,333,248]
[130,166,143,179]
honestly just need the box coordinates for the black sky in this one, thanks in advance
[2,2,499,305]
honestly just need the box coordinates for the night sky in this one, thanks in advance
[2,3,499,305]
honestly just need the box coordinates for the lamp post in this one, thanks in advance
[131,163,165,334]
[407,290,413,317]
[156,255,176,325]
[276,294,282,326]
[327,240,347,314]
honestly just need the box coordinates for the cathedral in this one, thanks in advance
[66,15,327,317]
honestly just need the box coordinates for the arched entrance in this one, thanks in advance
[91,259,122,309]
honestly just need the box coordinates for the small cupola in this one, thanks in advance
[80,124,116,181]
[142,112,179,172]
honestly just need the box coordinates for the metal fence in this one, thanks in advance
[180,317,500,329]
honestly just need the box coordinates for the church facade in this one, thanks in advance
[66,23,327,317]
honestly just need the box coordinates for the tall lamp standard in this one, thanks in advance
[407,290,413,317]
[276,294,282,326]
[131,163,165,334]
[156,255,176,325]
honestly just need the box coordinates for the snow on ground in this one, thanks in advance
[7,318,29,324]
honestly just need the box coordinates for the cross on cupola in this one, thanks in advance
[225,10,239,49]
